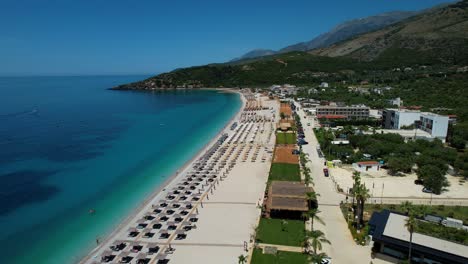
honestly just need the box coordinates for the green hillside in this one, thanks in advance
[114,1,468,90]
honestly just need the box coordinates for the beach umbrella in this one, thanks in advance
[157,212,167,217]
[156,253,168,260]
[150,219,160,225]
[147,243,158,249]
[128,241,138,247]
[166,221,176,226]
[111,240,122,247]
[136,252,148,260]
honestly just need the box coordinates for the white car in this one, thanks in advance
[321,257,332,264]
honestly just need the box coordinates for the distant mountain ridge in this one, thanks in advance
[310,0,468,62]
[231,49,277,61]
[114,0,468,90]
[233,10,418,61]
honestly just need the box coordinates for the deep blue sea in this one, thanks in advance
[0,76,241,264]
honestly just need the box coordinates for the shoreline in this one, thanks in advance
[79,89,245,263]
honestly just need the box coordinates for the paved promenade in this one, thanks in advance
[295,106,393,264]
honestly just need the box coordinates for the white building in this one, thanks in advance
[319,82,329,88]
[369,109,382,119]
[308,88,318,94]
[365,129,433,142]
[382,109,449,142]
[419,112,449,142]
[382,109,421,129]
[388,97,403,107]
[353,161,381,172]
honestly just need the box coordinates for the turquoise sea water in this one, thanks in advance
[0,76,241,264]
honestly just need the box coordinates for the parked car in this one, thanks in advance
[323,168,329,177]
[315,257,331,264]
[422,187,433,193]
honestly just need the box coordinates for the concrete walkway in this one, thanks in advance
[295,106,394,264]
[256,243,303,253]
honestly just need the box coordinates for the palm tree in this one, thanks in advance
[306,191,319,208]
[405,212,417,263]
[302,236,311,254]
[416,204,429,218]
[308,252,329,264]
[304,170,312,186]
[238,254,247,264]
[307,230,331,255]
[401,201,414,215]
[301,208,324,231]
[351,171,362,207]
[354,183,370,229]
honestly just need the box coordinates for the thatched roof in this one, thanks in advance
[270,181,313,198]
[267,181,313,212]
[270,197,308,211]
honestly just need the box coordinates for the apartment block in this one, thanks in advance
[316,105,370,119]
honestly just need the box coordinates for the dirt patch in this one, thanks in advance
[280,103,292,117]
[273,145,299,164]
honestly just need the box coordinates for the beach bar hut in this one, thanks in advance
[266,181,314,219]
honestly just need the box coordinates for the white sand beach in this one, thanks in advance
[81,90,279,264]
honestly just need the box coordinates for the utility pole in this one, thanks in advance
[381,183,384,205]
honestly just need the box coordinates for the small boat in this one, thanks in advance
[89,209,96,214]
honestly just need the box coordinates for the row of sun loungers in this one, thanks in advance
[97,92,276,263]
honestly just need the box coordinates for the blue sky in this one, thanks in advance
[0,0,455,76]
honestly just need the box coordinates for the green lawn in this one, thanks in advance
[415,221,468,245]
[365,204,468,225]
[276,132,297,145]
[251,248,309,264]
[269,163,301,182]
[256,218,306,246]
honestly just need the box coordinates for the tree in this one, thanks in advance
[417,165,449,194]
[306,191,319,208]
[354,183,370,229]
[400,201,414,215]
[302,236,311,254]
[307,230,331,255]
[238,254,247,264]
[405,212,417,263]
[352,171,361,207]
[450,135,466,150]
[454,152,468,179]
[280,112,286,120]
[301,208,324,231]
[308,252,329,264]
[416,204,429,218]
[281,219,288,231]
[387,157,413,175]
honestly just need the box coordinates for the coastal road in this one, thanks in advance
[295,105,393,264]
